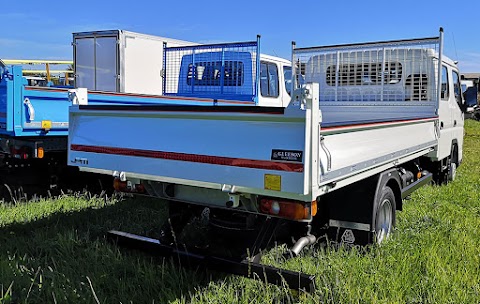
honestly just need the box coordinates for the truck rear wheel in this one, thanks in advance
[320,174,400,246]
[373,186,396,244]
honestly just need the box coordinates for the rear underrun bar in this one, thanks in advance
[107,230,316,292]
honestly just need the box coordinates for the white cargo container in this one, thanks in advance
[73,30,194,95]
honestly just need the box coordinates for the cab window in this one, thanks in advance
[452,70,463,105]
[440,66,449,100]
[260,62,279,98]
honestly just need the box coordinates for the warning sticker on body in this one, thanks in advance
[271,150,303,162]
[264,174,281,191]
[341,229,356,244]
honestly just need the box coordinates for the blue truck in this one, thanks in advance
[0,63,73,199]
[0,62,170,199]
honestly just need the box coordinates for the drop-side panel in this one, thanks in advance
[69,105,308,198]
[318,118,437,185]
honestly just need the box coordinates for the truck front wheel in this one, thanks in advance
[447,159,457,182]
[373,186,396,244]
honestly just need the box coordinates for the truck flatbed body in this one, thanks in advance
[69,85,438,202]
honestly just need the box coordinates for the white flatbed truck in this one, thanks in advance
[67,29,465,291]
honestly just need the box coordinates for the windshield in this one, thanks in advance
[464,86,478,106]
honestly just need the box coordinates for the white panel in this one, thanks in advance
[69,108,307,197]
[123,36,165,95]
[321,122,436,174]
[75,38,95,90]
[122,33,194,95]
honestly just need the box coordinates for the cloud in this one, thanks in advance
[0,15,130,60]
[457,51,480,73]
[0,12,59,28]
[0,38,71,60]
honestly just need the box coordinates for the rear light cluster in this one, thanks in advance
[260,198,317,220]
[36,147,44,159]
[10,146,31,160]
[113,178,146,193]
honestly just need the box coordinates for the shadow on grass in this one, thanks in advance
[0,195,227,303]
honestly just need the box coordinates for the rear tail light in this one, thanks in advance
[260,198,317,220]
[113,178,127,192]
[10,146,30,160]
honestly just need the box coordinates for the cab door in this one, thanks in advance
[450,69,464,163]
[436,65,453,161]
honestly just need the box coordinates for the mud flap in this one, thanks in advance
[327,224,373,247]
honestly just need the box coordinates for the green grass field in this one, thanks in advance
[1,120,479,303]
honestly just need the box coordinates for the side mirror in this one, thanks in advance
[459,100,468,113]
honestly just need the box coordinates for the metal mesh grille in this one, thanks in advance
[163,42,258,102]
[293,38,440,103]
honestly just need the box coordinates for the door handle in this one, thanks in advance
[454,120,457,127]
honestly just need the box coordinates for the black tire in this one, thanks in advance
[0,184,15,203]
[447,158,457,182]
[431,144,458,185]
[432,158,448,185]
[373,186,396,244]
[448,144,459,182]
[158,201,190,244]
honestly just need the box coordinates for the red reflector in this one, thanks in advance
[135,183,146,194]
[113,178,127,192]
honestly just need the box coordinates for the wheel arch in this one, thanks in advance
[373,169,402,214]
[386,179,402,212]
[450,140,459,164]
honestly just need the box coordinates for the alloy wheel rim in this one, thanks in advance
[450,162,457,181]
[376,198,393,244]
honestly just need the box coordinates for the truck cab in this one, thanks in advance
[433,58,465,177]
[257,55,292,107]
[164,41,292,107]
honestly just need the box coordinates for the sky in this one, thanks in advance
[1,0,480,72]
